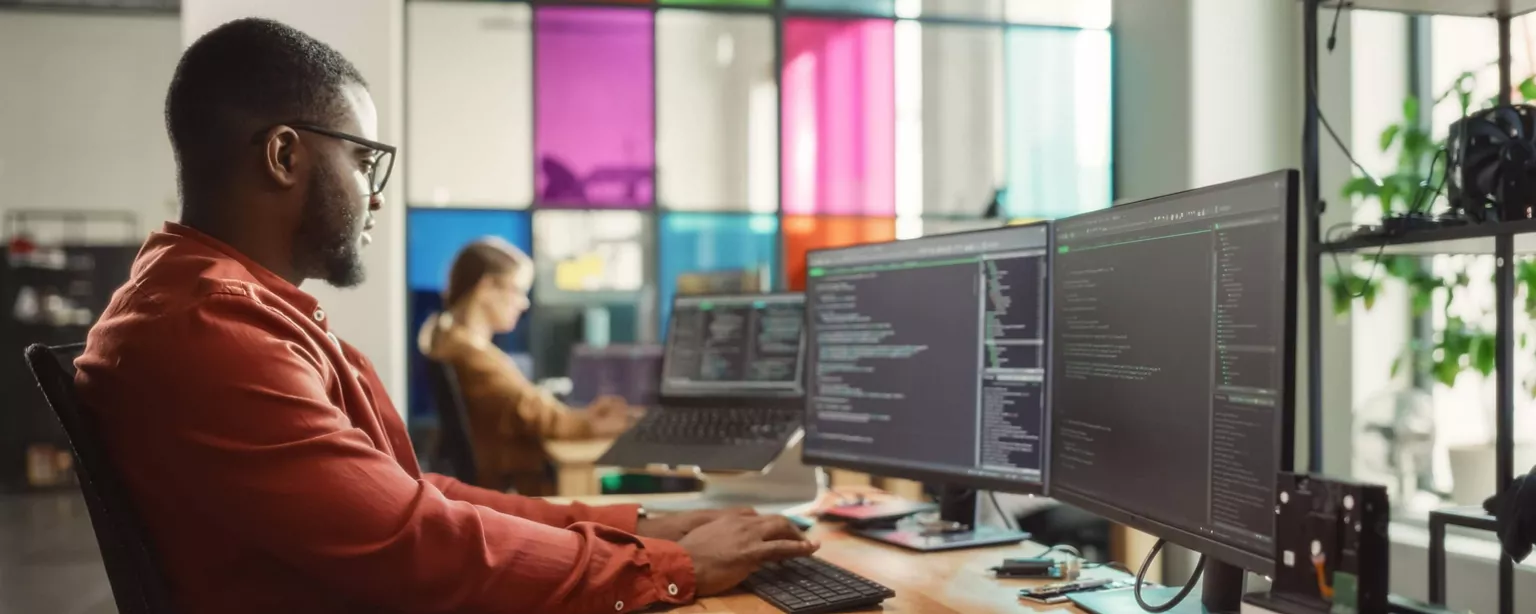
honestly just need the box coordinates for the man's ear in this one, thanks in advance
[260,126,304,189]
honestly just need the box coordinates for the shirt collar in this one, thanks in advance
[156,222,325,320]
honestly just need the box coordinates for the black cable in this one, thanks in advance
[1319,110,1380,187]
[1035,543,1083,559]
[1134,539,1206,613]
[1410,149,1448,215]
[1326,2,1348,53]
[1325,222,1386,301]
[985,490,1018,532]
[1307,6,1383,191]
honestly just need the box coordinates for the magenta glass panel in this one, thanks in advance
[781,19,895,216]
[535,7,655,208]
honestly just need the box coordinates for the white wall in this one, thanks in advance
[182,0,407,410]
[0,11,180,245]
[1114,0,1356,581]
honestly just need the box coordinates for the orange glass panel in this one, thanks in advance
[782,216,897,290]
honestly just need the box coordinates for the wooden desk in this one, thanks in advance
[546,494,1121,613]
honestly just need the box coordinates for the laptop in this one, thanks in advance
[597,292,806,472]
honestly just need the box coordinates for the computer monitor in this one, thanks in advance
[661,293,806,399]
[802,223,1051,550]
[1048,170,1297,613]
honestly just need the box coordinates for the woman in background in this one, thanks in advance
[419,237,635,495]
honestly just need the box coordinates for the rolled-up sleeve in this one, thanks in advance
[96,294,693,613]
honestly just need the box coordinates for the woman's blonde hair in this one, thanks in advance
[443,237,532,308]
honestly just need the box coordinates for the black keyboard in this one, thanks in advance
[743,556,894,614]
[631,407,799,445]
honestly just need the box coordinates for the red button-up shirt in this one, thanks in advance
[75,223,695,614]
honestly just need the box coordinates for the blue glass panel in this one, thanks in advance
[785,0,894,17]
[406,209,534,422]
[407,208,534,291]
[658,213,779,331]
[1003,28,1112,219]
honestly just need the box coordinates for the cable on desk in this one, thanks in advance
[985,490,1018,531]
[1134,539,1205,613]
[1034,543,1082,559]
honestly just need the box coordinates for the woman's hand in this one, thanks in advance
[586,395,640,437]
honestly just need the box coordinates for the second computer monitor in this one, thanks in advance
[1048,170,1297,577]
[803,223,1051,494]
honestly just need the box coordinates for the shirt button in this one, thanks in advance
[667,583,679,596]
[313,309,326,322]
[613,601,624,611]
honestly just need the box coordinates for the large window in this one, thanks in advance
[403,0,1113,420]
[1344,11,1536,518]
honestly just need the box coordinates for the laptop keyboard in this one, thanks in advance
[632,407,800,445]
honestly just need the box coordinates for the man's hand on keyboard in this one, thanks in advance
[678,514,821,596]
[635,507,756,542]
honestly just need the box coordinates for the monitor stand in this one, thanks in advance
[640,438,823,515]
[849,484,1031,552]
[1070,557,1245,614]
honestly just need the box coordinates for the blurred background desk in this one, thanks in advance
[542,438,615,497]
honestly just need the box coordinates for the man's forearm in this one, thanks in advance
[424,472,640,531]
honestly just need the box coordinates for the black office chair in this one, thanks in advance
[23,343,177,614]
[425,359,481,486]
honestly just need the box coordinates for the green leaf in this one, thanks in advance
[1474,334,1497,376]
[1520,76,1536,101]
[1461,90,1475,115]
[1403,96,1420,121]
[1433,359,1461,387]
[1379,182,1400,216]
[1411,289,1432,316]
[1329,278,1353,316]
[1362,281,1378,310]
[1380,124,1402,152]
[1341,176,1382,200]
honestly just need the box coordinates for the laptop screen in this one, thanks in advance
[661,293,806,398]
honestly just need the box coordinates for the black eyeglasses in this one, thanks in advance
[256,123,397,196]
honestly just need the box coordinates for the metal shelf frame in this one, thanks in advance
[1302,2,1524,613]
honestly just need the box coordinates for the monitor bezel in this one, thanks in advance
[659,291,808,400]
[800,221,1053,498]
[1045,169,1299,576]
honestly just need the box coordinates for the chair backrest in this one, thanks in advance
[23,343,176,614]
[425,359,480,486]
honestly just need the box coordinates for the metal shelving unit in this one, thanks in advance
[1302,2,1536,613]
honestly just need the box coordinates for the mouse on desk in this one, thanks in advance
[782,514,814,531]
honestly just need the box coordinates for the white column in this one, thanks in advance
[181,0,408,413]
[1114,0,1359,576]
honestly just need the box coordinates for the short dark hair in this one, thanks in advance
[166,18,366,205]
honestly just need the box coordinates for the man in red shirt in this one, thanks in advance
[75,17,816,614]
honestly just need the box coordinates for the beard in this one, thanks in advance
[293,162,367,288]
